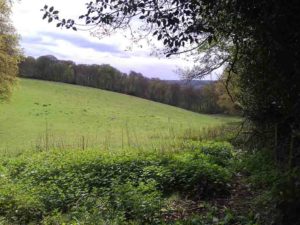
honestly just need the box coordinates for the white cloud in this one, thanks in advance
[12,0,223,79]
[11,0,218,80]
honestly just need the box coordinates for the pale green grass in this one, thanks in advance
[0,78,239,155]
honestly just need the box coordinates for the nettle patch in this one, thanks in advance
[0,141,234,224]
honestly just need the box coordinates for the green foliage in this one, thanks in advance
[215,71,241,116]
[239,150,279,190]
[107,181,162,223]
[237,150,300,225]
[0,141,234,224]
[41,181,162,224]
[0,179,44,224]
[181,141,234,167]
[197,84,222,114]
[0,0,21,101]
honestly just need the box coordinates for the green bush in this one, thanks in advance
[181,141,234,167]
[0,141,234,224]
[108,181,162,223]
[41,181,162,225]
[0,181,44,224]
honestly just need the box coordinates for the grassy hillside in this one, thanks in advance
[0,79,238,155]
[0,79,253,225]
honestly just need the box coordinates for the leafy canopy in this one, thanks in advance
[0,0,21,101]
[42,0,236,76]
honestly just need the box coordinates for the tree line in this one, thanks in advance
[19,55,238,115]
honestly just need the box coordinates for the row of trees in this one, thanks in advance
[19,55,238,115]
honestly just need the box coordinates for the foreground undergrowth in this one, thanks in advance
[0,141,237,224]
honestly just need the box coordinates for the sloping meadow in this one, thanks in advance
[0,79,239,156]
[0,141,234,224]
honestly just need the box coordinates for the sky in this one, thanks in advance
[11,0,219,80]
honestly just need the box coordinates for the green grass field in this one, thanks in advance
[0,78,239,155]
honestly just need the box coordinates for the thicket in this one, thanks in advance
[0,141,234,224]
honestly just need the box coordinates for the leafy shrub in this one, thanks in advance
[0,181,44,224]
[181,141,234,167]
[41,181,162,225]
[239,150,279,189]
[251,157,300,225]
[108,181,162,223]
[0,141,234,224]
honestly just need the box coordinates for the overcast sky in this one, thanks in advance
[11,0,203,80]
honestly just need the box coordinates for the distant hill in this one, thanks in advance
[165,80,215,89]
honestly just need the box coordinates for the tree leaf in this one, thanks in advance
[42,13,48,20]
[158,34,162,40]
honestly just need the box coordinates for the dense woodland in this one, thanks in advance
[19,55,238,115]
